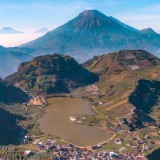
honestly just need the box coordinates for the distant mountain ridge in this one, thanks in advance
[34,28,49,33]
[20,10,160,61]
[0,46,33,78]
[0,27,23,34]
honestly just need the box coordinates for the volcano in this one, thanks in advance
[21,10,160,61]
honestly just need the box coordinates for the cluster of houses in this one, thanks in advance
[27,96,47,106]
[23,142,147,160]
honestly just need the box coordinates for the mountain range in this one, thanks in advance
[20,10,160,62]
[1,9,160,78]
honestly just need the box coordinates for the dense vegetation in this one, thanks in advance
[129,79,160,114]
[147,148,160,160]
[0,107,25,145]
[0,78,29,104]
[5,54,98,94]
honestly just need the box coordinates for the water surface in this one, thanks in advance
[38,98,109,146]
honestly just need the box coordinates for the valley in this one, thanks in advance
[0,0,160,158]
[0,50,160,159]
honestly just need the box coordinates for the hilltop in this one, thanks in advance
[83,50,160,75]
[83,50,160,105]
[5,54,98,94]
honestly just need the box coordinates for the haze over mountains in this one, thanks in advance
[0,27,23,34]
[0,5,160,158]
[21,10,160,62]
[0,27,49,35]
[34,28,49,34]
[0,9,160,78]
[0,46,33,78]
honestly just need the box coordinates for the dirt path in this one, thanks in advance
[81,133,117,150]
[89,57,102,70]
[106,99,128,111]
[92,105,105,117]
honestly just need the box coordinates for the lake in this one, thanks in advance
[38,98,110,146]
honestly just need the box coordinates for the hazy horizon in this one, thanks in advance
[0,33,45,47]
[0,0,160,47]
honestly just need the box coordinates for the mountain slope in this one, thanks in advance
[0,107,25,145]
[82,50,160,128]
[0,78,29,104]
[5,54,98,94]
[83,50,160,75]
[129,79,160,114]
[83,50,160,106]
[0,46,33,78]
[20,10,160,61]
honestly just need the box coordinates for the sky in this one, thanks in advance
[0,0,160,47]
[0,0,159,33]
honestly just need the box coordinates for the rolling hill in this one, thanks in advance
[5,54,98,94]
[20,10,160,61]
[82,50,160,129]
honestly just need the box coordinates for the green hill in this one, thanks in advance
[5,54,98,94]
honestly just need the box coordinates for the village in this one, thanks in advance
[0,79,159,160]
[18,85,158,160]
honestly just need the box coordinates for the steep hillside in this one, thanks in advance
[0,107,25,145]
[84,50,160,76]
[81,50,160,129]
[20,10,160,61]
[129,79,160,114]
[0,78,29,104]
[5,54,98,94]
[83,50,160,103]
[148,148,160,160]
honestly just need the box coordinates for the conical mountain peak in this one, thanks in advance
[71,10,111,30]
[79,9,106,17]
[21,10,160,60]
